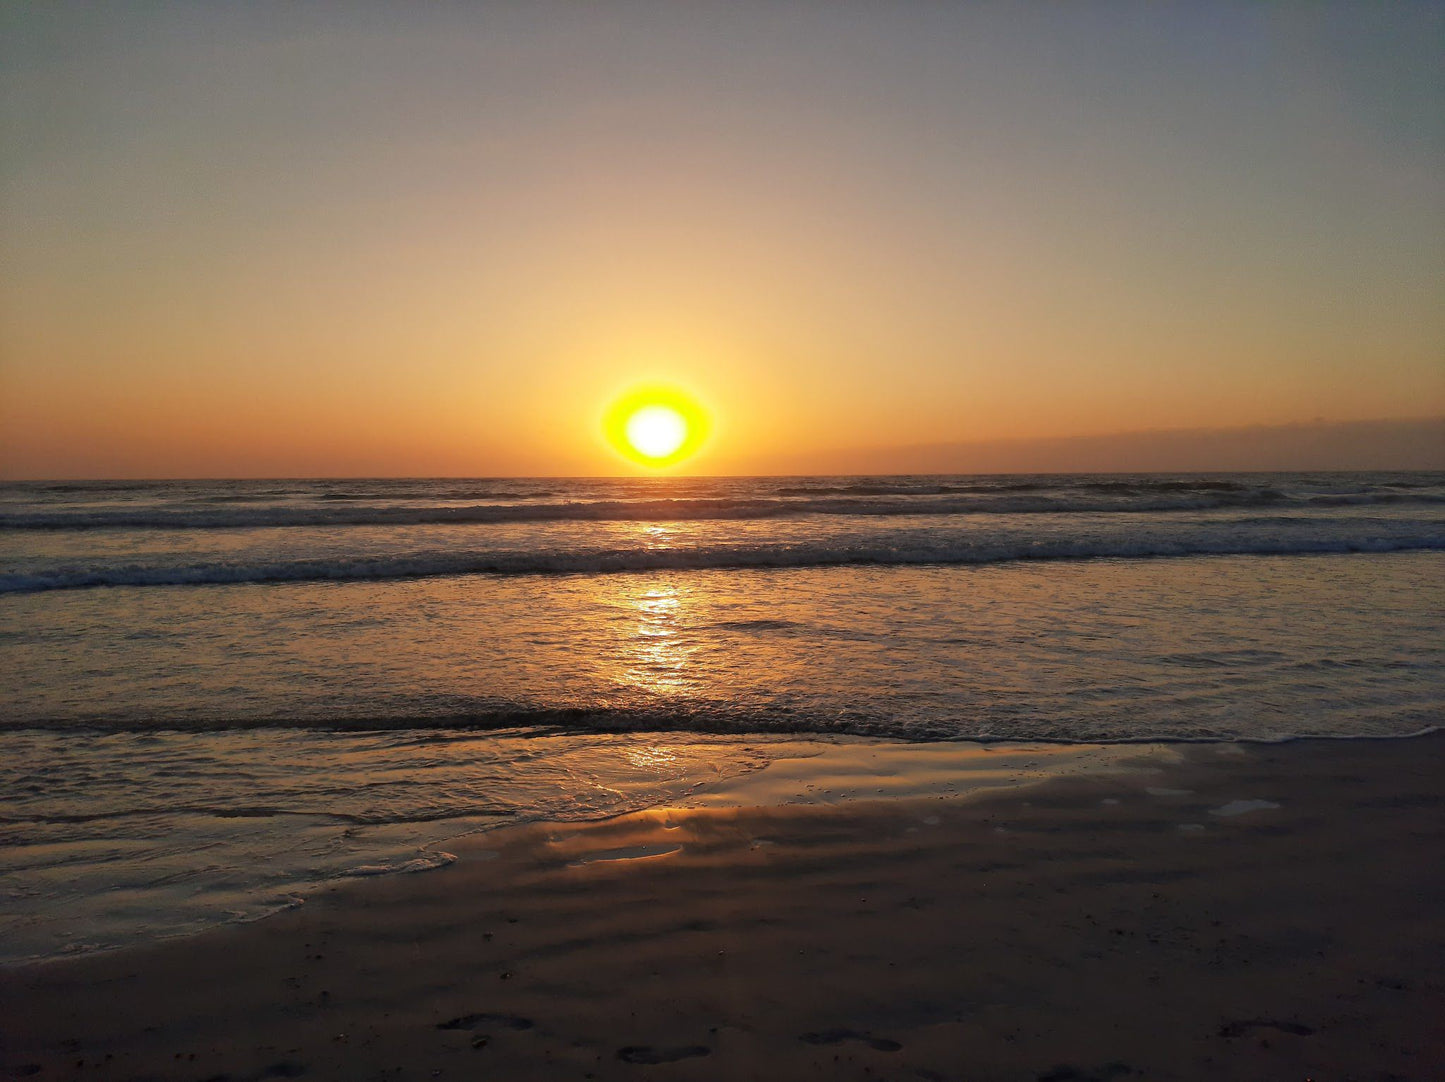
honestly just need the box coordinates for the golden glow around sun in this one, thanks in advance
[603,386,710,468]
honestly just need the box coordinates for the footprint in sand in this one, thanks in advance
[1036,1063,1135,1082]
[616,1045,712,1064]
[238,1063,308,1081]
[1209,799,1281,817]
[1217,1018,1314,1039]
[436,1013,534,1032]
[799,1028,903,1052]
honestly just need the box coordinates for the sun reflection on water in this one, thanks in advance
[638,523,676,550]
[625,582,696,695]
[621,743,684,771]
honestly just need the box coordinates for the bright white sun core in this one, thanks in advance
[624,405,688,459]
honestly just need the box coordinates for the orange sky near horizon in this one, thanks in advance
[2,4,1443,478]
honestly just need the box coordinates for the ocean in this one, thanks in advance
[2,472,1442,962]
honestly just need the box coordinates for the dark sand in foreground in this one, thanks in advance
[4,735,1442,1081]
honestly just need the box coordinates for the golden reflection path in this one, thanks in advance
[624,580,694,695]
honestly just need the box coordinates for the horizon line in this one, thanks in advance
[4,415,1441,482]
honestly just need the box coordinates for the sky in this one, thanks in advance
[2,1,1442,478]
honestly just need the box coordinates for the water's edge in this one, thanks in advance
[5,727,1441,969]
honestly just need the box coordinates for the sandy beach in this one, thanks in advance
[3,733,1441,1081]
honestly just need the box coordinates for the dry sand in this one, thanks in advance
[3,734,1442,1081]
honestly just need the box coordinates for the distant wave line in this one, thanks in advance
[3,533,1441,593]
[5,490,1445,531]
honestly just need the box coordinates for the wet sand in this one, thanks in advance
[4,734,1442,1081]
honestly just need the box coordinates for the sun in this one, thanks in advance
[625,405,687,459]
[603,386,709,468]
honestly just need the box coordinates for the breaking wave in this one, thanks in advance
[5,531,1441,593]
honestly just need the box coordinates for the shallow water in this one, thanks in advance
[1,473,1441,961]
[3,551,1439,740]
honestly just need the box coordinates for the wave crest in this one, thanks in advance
[4,533,1441,594]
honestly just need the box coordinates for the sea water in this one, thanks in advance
[2,473,1442,961]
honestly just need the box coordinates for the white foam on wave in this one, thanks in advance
[339,851,458,878]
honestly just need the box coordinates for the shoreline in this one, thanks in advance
[5,729,1439,971]
[4,732,1442,1080]
[2,734,1184,969]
